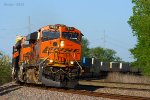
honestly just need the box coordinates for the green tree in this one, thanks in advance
[128,0,150,76]
[0,51,12,85]
[89,47,121,62]
[81,38,121,61]
[82,37,90,57]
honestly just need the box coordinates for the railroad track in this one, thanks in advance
[0,83,22,96]
[79,80,150,91]
[89,80,150,86]
[20,83,150,100]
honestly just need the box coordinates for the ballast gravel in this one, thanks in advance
[0,82,114,100]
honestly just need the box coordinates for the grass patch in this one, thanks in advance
[106,72,150,84]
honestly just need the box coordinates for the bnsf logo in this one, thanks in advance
[42,46,80,53]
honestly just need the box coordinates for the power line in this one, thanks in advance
[91,31,130,51]
[107,40,130,50]
[30,24,39,30]
[0,26,28,31]
[107,35,131,46]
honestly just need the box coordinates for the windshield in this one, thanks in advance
[42,31,60,41]
[62,32,80,43]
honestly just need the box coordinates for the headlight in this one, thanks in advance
[70,61,74,65]
[49,60,53,63]
[60,41,64,47]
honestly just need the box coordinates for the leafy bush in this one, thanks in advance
[0,51,12,85]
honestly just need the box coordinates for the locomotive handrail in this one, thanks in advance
[38,53,52,82]
[39,53,52,65]
[70,53,83,75]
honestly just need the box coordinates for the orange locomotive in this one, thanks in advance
[12,24,83,88]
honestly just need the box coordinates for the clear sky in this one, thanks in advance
[0,0,136,62]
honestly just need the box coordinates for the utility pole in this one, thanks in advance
[102,30,106,61]
[103,30,106,49]
[28,16,31,33]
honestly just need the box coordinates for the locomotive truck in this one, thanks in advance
[12,24,83,88]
